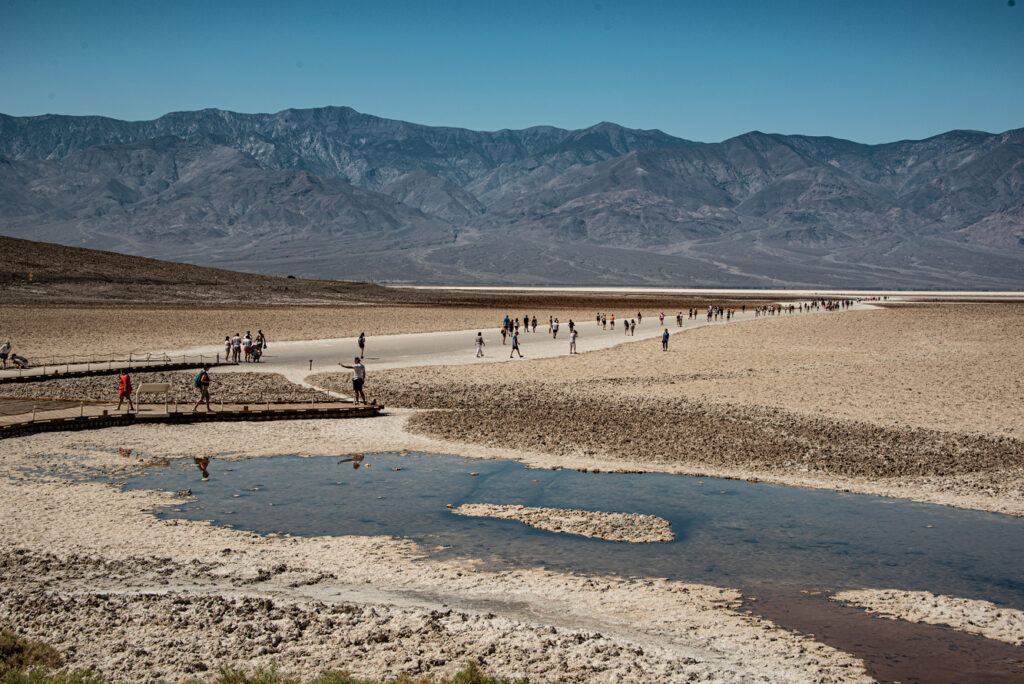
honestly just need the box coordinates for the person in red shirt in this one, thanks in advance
[116,369,134,412]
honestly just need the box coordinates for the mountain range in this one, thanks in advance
[0,106,1021,288]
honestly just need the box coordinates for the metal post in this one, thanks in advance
[309,360,313,371]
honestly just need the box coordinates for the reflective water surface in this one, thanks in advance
[122,451,1024,609]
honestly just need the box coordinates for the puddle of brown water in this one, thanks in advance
[743,588,1024,683]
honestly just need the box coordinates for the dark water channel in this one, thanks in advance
[124,451,1024,609]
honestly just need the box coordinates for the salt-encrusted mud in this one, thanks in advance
[451,504,674,543]
[0,419,871,682]
[832,589,1024,647]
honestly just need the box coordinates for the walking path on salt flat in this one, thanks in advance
[174,302,879,386]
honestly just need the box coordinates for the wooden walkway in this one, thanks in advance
[0,360,235,384]
[0,398,381,440]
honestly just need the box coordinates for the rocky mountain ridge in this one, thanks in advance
[0,107,1021,288]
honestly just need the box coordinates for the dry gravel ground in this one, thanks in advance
[0,420,870,682]
[451,504,674,544]
[832,589,1024,647]
[0,305,525,360]
[0,371,324,403]
[313,304,1024,516]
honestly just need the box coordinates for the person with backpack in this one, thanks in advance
[192,364,213,412]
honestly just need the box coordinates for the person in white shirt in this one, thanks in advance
[338,356,367,405]
[569,329,578,354]
[475,332,485,357]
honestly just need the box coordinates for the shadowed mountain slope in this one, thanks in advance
[0,107,1021,288]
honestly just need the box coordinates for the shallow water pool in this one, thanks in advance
[122,451,1024,609]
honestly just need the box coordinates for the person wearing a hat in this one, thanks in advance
[338,356,367,405]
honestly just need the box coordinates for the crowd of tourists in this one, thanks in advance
[223,330,268,363]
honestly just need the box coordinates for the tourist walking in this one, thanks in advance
[358,332,366,357]
[552,318,560,339]
[662,328,670,351]
[338,356,367,405]
[510,331,523,358]
[569,328,578,354]
[475,332,485,357]
[192,364,213,412]
[116,369,134,412]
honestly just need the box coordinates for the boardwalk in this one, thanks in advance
[0,398,380,439]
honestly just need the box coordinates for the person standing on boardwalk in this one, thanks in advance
[338,356,367,405]
[0,340,9,369]
[231,333,242,363]
[192,364,213,412]
[358,332,366,358]
[569,328,578,354]
[510,331,523,358]
[116,369,134,412]
[552,318,560,339]
[662,328,670,351]
[475,332,485,357]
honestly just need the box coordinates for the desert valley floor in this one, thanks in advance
[1,291,1023,682]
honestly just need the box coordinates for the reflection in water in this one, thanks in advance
[194,457,211,480]
[338,453,365,469]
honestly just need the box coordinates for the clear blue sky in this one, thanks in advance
[1,0,1021,144]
